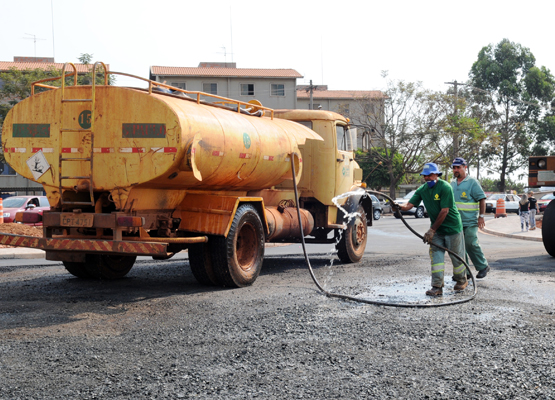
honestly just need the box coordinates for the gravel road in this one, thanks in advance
[1,219,554,399]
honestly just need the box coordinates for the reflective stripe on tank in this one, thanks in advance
[119,147,145,153]
[62,148,80,153]
[263,155,274,161]
[32,147,54,153]
[94,148,115,153]
[456,202,479,212]
[151,147,177,153]
[5,148,27,153]
[211,151,224,156]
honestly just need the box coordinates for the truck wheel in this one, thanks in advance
[85,254,137,279]
[542,201,555,257]
[188,241,219,285]
[212,204,265,287]
[63,261,92,278]
[336,204,367,263]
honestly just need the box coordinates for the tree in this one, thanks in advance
[354,148,404,191]
[468,39,555,192]
[351,75,446,199]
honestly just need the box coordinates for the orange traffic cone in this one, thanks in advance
[495,198,507,218]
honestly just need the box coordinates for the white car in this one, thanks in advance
[394,190,428,219]
[485,193,521,214]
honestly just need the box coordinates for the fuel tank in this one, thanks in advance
[3,86,322,199]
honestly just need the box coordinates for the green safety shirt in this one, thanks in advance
[450,176,486,228]
[409,179,463,236]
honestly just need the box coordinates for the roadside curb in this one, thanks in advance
[482,224,542,242]
[0,249,45,259]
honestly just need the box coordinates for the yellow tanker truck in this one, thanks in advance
[0,62,373,287]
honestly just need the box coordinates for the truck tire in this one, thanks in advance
[212,204,265,287]
[63,261,92,278]
[85,254,136,279]
[542,201,555,257]
[188,241,219,285]
[336,204,367,263]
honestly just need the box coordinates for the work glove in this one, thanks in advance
[423,228,435,244]
[391,202,401,212]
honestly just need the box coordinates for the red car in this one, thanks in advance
[2,195,50,226]
[538,193,555,213]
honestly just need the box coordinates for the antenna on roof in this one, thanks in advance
[217,47,234,64]
[23,33,46,58]
[230,6,234,63]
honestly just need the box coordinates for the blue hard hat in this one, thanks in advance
[420,162,442,176]
[451,157,467,167]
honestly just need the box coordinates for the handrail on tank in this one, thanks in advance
[29,61,275,119]
[60,62,78,99]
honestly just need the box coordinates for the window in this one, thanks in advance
[339,104,350,116]
[311,103,321,110]
[241,83,255,96]
[336,124,353,151]
[0,162,16,176]
[271,83,285,96]
[296,121,313,129]
[203,83,217,95]
[171,82,186,90]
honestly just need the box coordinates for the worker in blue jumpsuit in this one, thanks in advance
[450,157,490,279]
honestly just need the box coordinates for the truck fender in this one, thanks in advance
[336,193,373,227]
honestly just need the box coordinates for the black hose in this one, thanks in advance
[289,155,477,308]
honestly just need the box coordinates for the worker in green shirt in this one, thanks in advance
[450,157,490,279]
[395,162,467,296]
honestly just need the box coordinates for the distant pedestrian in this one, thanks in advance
[450,157,490,279]
[519,194,530,232]
[528,191,537,230]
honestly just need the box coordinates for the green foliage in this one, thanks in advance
[468,38,555,191]
[355,148,404,190]
[479,177,525,193]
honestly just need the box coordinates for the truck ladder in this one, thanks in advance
[57,62,108,208]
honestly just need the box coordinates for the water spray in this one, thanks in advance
[290,156,477,308]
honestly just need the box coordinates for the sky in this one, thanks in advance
[2,0,555,93]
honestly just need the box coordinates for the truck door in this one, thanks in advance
[334,123,356,197]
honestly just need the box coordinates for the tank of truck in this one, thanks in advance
[2,85,322,209]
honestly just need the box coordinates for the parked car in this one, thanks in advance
[538,193,555,213]
[394,190,428,219]
[369,195,383,220]
[2,196,49,225]
[485,193,521,214]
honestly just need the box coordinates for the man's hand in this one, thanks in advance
[391,202,401,212]
[423,228,435,244]
[478,216,485,229]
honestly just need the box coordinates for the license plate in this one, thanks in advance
[60,213,94,227]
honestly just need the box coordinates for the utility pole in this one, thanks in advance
[305,80,321,110]
[445,80,466,160]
